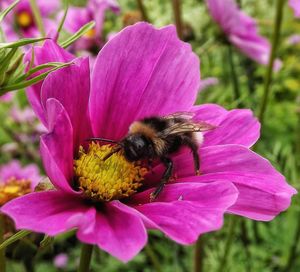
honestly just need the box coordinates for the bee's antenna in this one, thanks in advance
[86,137,119,144]
[102,146,122,161]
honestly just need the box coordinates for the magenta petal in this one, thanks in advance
[38,0,60,16]
[40,99,76,194]
[229,35,282,71]
[25,40,75,125]
[77,201,147,262]
[207,0,281,70]
[90,22,200,140]
[63,7,91,33]
[90,0,120,35]
[0,160,41,189]
[132,182,237,244]
[41,58,92,148]
[171,145,297,221]
[289,0,300,17]
[192,104,228,125]
[203,109,260,148]
[1,191,94,235]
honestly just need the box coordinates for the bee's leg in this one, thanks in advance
[182,137,200,175]
[150,157,173,201]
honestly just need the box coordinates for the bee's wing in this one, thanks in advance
[163,111,195,120]
[158,121,216,137]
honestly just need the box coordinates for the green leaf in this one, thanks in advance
[14,62,69,83]
[57,2,69,35]
[0,37,48,49]
[39,235,54,249]
[0,0,20,23]
[0,48,18,85]
[60,21,95,49]
[0,230,31,250]
[0,61,73,93]
[29,0,45,36]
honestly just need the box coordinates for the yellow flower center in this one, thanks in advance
[0,178,31,206]
[74,143,148,202]
[84,28,96,39]
[16,11,32,28]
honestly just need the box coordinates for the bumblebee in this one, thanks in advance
[89,113,215,200]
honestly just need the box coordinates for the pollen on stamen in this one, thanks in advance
[84,28,96,39]
[74,142,148,202]
[0,177,32,206]
[16,11,33,28]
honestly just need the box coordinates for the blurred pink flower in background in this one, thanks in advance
[63,0,120,51]
[0,160,41,205]
[53,253,68,269]
[289,0,300,17]
[287,34,300,45]
[1,23,296,262]
[0,93,13,102]
[207,0,282,71]
[0,0,60,41]
[199,77,219,92]
[0,105,46,157]
[0,160,41,189]
[10,105,47,136]
[10,105,37,123]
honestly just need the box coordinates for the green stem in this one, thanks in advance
[78,244,93,272]
[240,220,252,272]
[217,217,238,272]
[136,0,150,22]
[144,244,162,272]
[227,45,241,102]
[285,216,300,272]
[0,215,6,272]
[172,0,183,40]
[57,1,69,36]
[258,0,285,125]
[194,236,204,272]
[29,0,45,37]
[296,95,300,173]
[285,96,300,271]
[0,230,31,250]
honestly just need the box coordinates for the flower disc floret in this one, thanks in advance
[0,177,31,206]
[16,11,33,28]
[74,143,148,202]
[84,28,96,39]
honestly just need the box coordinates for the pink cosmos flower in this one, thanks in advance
[1,23,296,262]
[10,105,37,123]
[0,160,41,205]
[0,93,13,102]
[287,34,300,45]
[207,0,282,70]
[199,77,219,92]
[289,0,300,17]
[9,105,47,144]
[1,0,59,41]
[53,253,68,269]
[63,0,120,52]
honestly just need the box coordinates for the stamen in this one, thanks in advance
[16,11,33,28]
[74,142,148,202]
[0,178,31,206]
[84,28,96,39]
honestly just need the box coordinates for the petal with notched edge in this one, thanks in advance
[90,22,200,140]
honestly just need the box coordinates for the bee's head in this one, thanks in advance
[122,134,153,162]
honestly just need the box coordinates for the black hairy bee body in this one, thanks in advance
[89,113,215,200]
[131,116,197,157]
